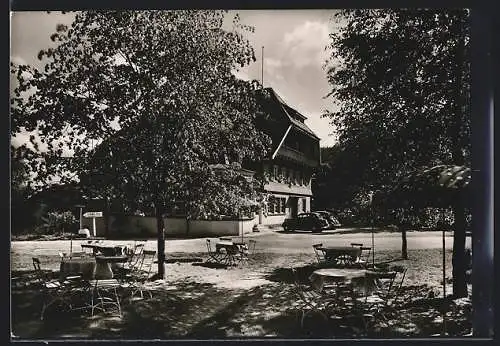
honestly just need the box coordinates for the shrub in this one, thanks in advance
[37,211,78,234]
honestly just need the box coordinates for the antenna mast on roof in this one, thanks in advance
[261,46,264,88]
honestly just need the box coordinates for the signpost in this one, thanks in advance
[75,204,86,230]
[83,211,103,237]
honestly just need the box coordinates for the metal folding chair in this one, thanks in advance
[247,239,257,254]
[312,243,327,265]
[291,267,336,328]
[120,250,157,300]
[126,243,145,269]
[206,239,225,264]
[355,247,372,268]
[32,257,80,320]
[358,266,408,330]
[88,278,122,317]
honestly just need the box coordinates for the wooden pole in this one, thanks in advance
[261,46,264,87]
[442,212,447,336]
[371,222,375,268]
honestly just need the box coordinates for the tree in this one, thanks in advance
[324,9,470,297]
[10,148,32,233]
[11,10,271,278]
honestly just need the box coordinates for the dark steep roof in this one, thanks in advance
[260,87,319,140]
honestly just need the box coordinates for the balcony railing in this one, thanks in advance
[277,145,319,167]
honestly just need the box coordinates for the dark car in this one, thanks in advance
[313,210,342,229]
[282,212,330,232]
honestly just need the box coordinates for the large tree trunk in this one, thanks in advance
[155,202,165,279]
[452,203,467,298]
[401,227,408,260]
[450,11,468,299]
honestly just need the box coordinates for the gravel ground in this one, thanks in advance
[10,231,473,339]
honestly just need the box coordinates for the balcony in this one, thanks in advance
[277,145,319,168]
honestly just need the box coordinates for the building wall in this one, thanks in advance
[262,162,313,195]
[264,181,312,196]
[86,215,257,238]
[261,195,311,226]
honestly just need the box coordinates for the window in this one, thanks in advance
[302,198,307,212]
[267,197,275,214]
[278,167,284,183]
[273,165,279,181]
[267,196,286,215]
[302,174,309,186]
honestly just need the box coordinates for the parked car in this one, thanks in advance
[313,210,342,229]
[282,212,330,232]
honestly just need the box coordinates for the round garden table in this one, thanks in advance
[309,268,378,293]
[94,255,129,279]
[60,257,96,280]
[317,246,362,266]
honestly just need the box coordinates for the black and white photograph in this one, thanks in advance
[9,7,494,340]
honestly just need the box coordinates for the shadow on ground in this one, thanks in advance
[11,250,472,340]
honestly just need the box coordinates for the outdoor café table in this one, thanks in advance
[215,241,248,265]
[81,244,128,257]
[318,246,362,266]
[94,255,129,279]
[215,241,248,254]
[60,257,96,280]
[215,240,237,253]
[308,268,378,295]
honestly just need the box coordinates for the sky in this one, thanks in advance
[10,10,341,149]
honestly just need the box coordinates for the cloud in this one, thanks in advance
[264,57,284,81]
[282,21,331,68]
[304,111,337,147]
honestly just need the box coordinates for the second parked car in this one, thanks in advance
[313,210,342,229]
[282,212,330,232]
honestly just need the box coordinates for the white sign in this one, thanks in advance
[83,211,103,218]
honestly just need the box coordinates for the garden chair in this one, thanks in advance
[233,239,256,266]
[120,250,157,300]
[291,267,337,328]
[32,257,80,320]
[356,247,372,268]
[206,239,225,264]
[312,243,327,265]
[126,243,145,269]
[133,239,147,248]
[221,244,243,267]
[247,239,257,254]
[358,266,408,330]
[88,278,122,317]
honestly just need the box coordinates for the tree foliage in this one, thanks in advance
[323,9,470,196]
[323,9,471,297]
[11,10,271,277]
[11,10,270,207]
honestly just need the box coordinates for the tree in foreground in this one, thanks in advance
[324,9,470,297]
[11,10,271,278]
